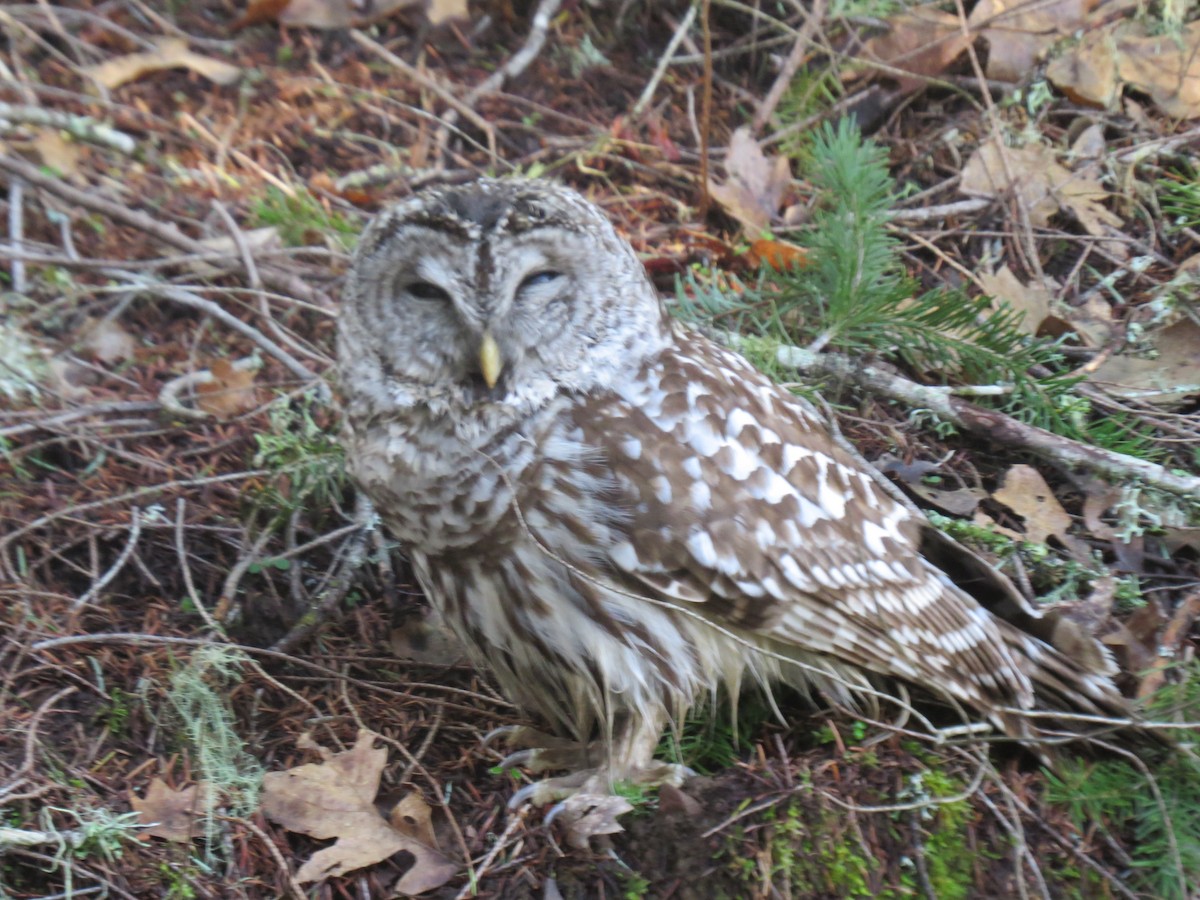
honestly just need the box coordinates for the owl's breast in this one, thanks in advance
[344,398,583,555]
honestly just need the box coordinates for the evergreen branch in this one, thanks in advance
[749,339,1200,500]
[675,119,1179,467]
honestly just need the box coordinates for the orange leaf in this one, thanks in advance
[747,239,810,272]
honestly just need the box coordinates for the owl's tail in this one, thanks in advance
[999,620,1167,747]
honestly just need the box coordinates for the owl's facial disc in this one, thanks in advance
[343,178,671,411]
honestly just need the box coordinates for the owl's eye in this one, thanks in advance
[407,281,451,302]
[519,270,563,291]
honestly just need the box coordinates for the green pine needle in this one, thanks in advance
[675,120,1170,464]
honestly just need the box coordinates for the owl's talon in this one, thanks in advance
[497,748,538,770]
[508,771,592,808]
[481,725,522,749]
[506,762,694,809]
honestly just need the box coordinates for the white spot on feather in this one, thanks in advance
[815,463,847,519]
[720,442,758,480]
[685,419,724,457]
[725,408,756,438]
[611,541,639,571]
[779,556,813,591]
[651,475,673,504]
[860,521,892,557]
[757,471,794,504]
[754,520,777,548]
[782,444,809,473]
[686,381,709,406]
[687,530,718,568]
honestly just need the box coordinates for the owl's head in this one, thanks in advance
[339,179,669,415]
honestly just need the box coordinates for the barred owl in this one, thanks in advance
[338,179,1129,802]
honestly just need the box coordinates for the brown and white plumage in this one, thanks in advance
[338,179,1129,799]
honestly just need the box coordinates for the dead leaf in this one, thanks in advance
[991,464,1072,545]
[979,265,1115,345]
[389,793,440,850]
[876,454,986,516]
[551,791,633,850]
[1040,577,1120,677]
[31,130,84,183]
[261,730,456,889]
[968,0,1089,82]
[237,0,435,29]
[971,510,1024,542]
[911,484,988,516]
[83,38,240,90]
[960,136,1121,237]
[862,7,972,90]
[709,126,791,236]
[195,359,261,418]
[78,318,138,364]
[657,783,702,817]
[1061,293,1116,347]
[1081,481,1123,541]
[978,265,1056,336]
[1088,317,1200,406]
[1071,123,1107,161]
[426,0,469,24]
[1047,20,1200,118]
[746,238,810,272]
[130,779,214,842]
[1136,593,1200,699]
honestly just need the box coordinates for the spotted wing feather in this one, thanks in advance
[574,330,1039,715]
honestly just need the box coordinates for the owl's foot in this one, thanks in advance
[485,725,601,773]
[508,761,693,808]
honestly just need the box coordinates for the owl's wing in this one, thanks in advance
[570,330,1034,709]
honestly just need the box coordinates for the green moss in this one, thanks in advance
[917,770,975,900]
[248,184,358,249]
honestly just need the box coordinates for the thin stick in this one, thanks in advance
[751,0,825,133]
[697,0,713,220]
[0,102,136,154]
[349,28,497,161]
[72,507,141,611]
[461,0,561,109]
[763,340,1200,498]
[631,3,698,119]
[7,174,25,293]
[0,153,333,310]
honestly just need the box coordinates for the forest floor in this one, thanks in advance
[2,1,1200,897]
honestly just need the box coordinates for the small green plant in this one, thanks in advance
[248,184,358,250]
[250,392,346,520]
[558,33,611,77]
[1160,164,1200,232]
[159,861,201,899]
[95,687,132,736]
[927,511,1151,609]
[615,865,652,900]
[245,556,291,574]
[1045,661,1200,899]
[657,688,775,773]
[675,120,1179,464]
[612,779,656,810]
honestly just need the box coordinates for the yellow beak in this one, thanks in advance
[478,332,502,390]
